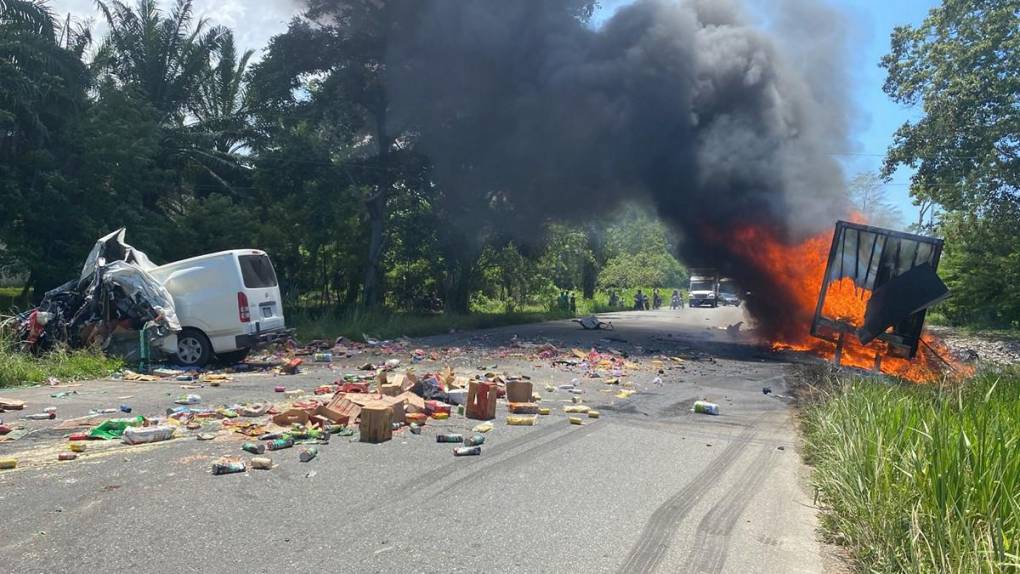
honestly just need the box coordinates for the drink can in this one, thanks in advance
[211,460,246,475]
[266,438,294,451]
[251,457,273,470]
[453,446,481,457]
[464,434,485,447]
[299,447,318,463]
[314,352,333,363]
[436,434,464,443]
[58,453,78,461]
[242,442,265,455]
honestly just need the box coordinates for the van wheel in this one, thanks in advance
[218,348,250,365]
[176,328,212,367]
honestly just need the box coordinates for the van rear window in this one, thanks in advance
[239,255,278,288]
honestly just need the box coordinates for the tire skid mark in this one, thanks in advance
[686,448,778,573]
[371,422,576,511]
[618,424,759,574]
[433,422,603,497]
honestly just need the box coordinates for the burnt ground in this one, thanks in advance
[0,306,846,574]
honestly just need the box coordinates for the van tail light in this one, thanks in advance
[238,292,251,323]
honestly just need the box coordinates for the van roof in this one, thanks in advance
[152,249,268,270]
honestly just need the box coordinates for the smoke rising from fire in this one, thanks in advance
[383,0,854,338]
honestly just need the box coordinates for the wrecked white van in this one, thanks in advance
[149,250,288,366]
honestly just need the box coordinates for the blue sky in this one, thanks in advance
[53,0,939,224]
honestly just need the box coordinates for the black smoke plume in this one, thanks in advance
[383,0,853,339]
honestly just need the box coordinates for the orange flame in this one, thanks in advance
[729,224,967,382]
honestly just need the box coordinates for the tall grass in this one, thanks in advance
[801,369,1020,573]
[0,334,123,389]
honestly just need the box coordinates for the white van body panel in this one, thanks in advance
[149,250,285,355]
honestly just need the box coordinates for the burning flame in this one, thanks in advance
[729,225,967,382]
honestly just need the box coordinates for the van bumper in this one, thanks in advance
[235,327,293,350]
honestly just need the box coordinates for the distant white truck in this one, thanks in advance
[688,268,720,308]
[149,250,288,366]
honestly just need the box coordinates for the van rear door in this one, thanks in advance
[236,252,286,334]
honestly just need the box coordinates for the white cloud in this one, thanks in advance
[45,0,298,58]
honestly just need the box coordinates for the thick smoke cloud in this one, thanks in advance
[385,0,852,337]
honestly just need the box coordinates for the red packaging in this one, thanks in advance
[425,400,451,416]
[68,432,89,441]
[338,382,369,394]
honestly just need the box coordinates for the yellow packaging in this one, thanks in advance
[588,411,601,419]
[432,412,450,420]
[538,407,551,415]
[564,405,591,414]
[0,458,16,470]
[569,417,583,425]
[472,422,494,433]
[506,415,537,426]
[545,384,556,392]
[615,390,636,399]
[69,443,86,453]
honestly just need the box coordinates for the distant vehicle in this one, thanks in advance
[688,268,720,308]
[719,278,742,306]
[149,250,288,367]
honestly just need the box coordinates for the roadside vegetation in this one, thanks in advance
[0,336,123,389]
[800,368,1020,573]
[290,286,686,341]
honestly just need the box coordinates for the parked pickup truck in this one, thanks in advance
[149,250,289,366]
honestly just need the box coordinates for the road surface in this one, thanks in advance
[0,307,840,573]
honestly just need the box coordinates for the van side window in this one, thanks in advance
[239,255,278,288]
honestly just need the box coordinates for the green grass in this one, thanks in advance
[289,307,580,342]
[800,368,1020,573]
[0,342,123,389]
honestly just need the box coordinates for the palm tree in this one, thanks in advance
[0,0,89,156]
[94,0,222,121]
[190,30,254,154]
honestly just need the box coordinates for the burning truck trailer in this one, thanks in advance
[805,221,958,380]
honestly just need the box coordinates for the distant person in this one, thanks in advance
[634,290,645,311]
[671,290,682,310]
[608,290,619,308]
[569,293,577,313]
[558,291,568,311]
[652,289,662,310]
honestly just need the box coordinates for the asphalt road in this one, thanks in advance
[0,307,838,573]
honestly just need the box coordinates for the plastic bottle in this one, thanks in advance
[299,447,318,462]
[464,434,486,447]
[25,412,55,420]
[693,401,720,415]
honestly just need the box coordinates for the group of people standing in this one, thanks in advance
[606,289,684,311]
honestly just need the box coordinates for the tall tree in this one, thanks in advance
[882,0,1020,325]
[847,172,904,229]
[0,0,91,294]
